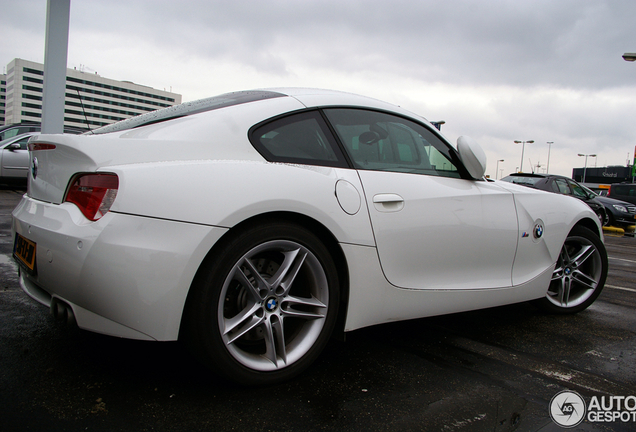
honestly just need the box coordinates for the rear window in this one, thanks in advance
[611,185,636,197]
[88,90,286,135]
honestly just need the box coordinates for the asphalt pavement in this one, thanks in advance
[1,186,635,432]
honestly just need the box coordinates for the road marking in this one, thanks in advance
[605,284,636,293]
[608,256,636,264]
[446,336,634,396]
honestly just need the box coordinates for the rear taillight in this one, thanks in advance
[64,174,119,221]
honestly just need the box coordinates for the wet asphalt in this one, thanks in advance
[1,186,635,432]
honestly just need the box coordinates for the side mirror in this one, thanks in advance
[457,136,487,179]
[7,143,21,151]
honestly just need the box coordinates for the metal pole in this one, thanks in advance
[41,0,70,134]
[546,142,553,174]
[514,140,533,172]
[496,159,504,179]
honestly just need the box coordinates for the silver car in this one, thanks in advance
[0,132,37,184]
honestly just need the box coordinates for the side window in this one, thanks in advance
[15,136,31,150]
[549,180,561,193]
[554,178,571,195]
[568,180,587,199]
[323,108,461,178]
[1,129,20,140]
[250,111,348,168]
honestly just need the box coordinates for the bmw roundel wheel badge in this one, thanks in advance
[266,297,278,312]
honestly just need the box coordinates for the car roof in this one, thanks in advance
[0,131,38,146]
[87,88,427,136]
[0,122,39,132]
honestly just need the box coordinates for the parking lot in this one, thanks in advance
[1,186,635,432]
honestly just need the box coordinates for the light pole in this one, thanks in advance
[578,153,596,183]
[546,142,553,174]
[496,159,504,179]
[626,55,636,182]
[514,140,534,172]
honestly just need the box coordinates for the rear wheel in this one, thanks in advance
[534,226,607,314]
[184,222,339,385]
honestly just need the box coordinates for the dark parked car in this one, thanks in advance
[608,183,636,206]
[582,185,636,228]
[501,173,609,226]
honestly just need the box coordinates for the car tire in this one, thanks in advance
[183,222,339,385]
[594,208,609,227]
[533,226,607,314]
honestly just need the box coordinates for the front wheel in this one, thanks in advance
[183,223,339,385]
[533,226,608,314]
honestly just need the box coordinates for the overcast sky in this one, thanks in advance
[2,0,636,178]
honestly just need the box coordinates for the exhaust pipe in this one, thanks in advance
[50,298,77,326]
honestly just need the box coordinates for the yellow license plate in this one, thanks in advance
[13,233,37,273]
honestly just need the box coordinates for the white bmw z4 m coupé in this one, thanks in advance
[12,88,608,385]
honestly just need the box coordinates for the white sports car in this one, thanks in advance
[12,88,608,385]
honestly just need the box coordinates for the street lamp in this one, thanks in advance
[578,153,597,183]
[623,53,636,62]
[546,142,553,174]
[514,140,534,172]
[496,159,504,179]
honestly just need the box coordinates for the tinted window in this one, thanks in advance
[250,111,348,168]
[504,176,541,186]
[568,180,588,199]
[0,126,38,141]
[554,178,571,195]
[14,136,31,150]
[612,185,636,197]
[323,109,461,178]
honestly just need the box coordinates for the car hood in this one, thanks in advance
[592,195,634,207]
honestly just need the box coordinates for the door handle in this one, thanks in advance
[373,194,404,204]
[372,194,404,212]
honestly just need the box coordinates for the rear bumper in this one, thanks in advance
[12,195,228,340]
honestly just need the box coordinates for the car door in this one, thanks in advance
[0,135,31,179]
[323,108,519,290]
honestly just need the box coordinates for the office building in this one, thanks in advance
[2,58,181,129]
[0,72,6,125]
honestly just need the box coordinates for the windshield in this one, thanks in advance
[502,176,540,186]
[582,185,598,197]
